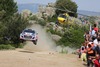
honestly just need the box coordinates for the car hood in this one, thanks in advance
[24,32,35,36]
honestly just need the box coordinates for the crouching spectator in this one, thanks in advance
[81,46,87,62]
[87,44,96,67]
[92,54,100,67]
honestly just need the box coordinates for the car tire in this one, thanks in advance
[32,40,37,45]
[20,39,25,43]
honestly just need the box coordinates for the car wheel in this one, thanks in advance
[20,39,24,43]
[32,40,37,45]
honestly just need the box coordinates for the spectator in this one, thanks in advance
[86,44,96,67]
[94,24,99,32]
[92,54,100,67]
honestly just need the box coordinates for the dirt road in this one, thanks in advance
[0,24,85,67]
[0,49,85,67]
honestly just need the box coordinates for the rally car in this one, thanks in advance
[20,29,38,45]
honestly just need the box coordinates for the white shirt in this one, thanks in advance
[93,39,98,46]
[91,30,95,36]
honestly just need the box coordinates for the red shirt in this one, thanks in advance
[94,59,100,67]
[94,27,98,32]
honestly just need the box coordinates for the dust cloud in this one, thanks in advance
[24,24,56,52]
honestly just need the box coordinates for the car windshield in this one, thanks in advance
[24,29,35,33]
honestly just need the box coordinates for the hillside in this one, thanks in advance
[78,10,100,16]
[17,3,100,16]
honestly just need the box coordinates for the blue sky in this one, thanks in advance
[14,0,100,12]
[14,0,56,4]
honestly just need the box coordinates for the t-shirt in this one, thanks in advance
[93,39,98,46]
[95,46,100,55]
[91,30,96,36]
[94,59,100,67]
[87,47,95,56]
[94,27,98,32]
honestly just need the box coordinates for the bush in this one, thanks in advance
[18,43,24,48]
[47,14,57,22]
[29,15,38,20]
[57,25,86,48]
[0,44,15,50]
[37,19,46,26]
[47,27,63,36]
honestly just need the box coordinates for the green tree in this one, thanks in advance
[5,14,28,44]
[0,0,18,21]
[55,0,78,17]
[0,0,18,44]
[0,0,29,48]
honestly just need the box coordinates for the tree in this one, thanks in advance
[0,0,18,21]
[4,14,28,45]
[0,0,18,44]
[55,0,78,17]
[0,0,29,47]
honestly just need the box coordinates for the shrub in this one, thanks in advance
[47,14,57,22]
[29,15,38,20]
[57,25,86,48]
[37,19,46,26]
[18,43,24,48]
[47,27,63,36]
[0,44,15,50]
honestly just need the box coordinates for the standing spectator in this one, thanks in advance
[95,37,100,55]
[91,28,96,36]
[94,24,99,33]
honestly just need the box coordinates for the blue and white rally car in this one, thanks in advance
[20,29,38,45]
